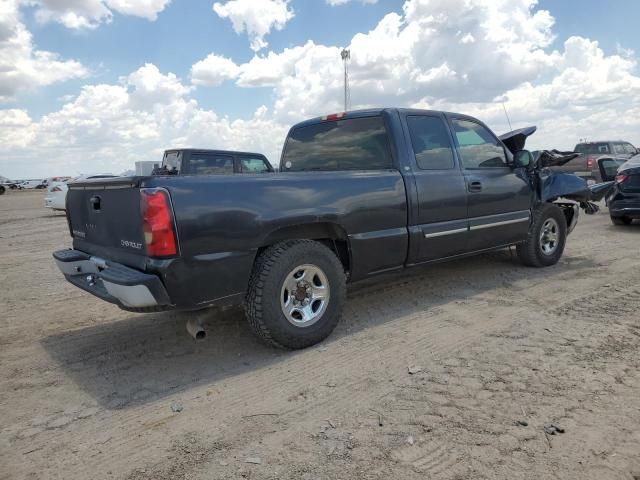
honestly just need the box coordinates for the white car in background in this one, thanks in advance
[19,179,46,189]
[45,174,117,211]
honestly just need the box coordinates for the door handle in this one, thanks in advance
[468,181,483,192]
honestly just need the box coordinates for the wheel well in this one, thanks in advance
[258,223,351,275]
[553,202,578,232]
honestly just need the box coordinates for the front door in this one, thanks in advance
[448,117,532,252]
[402,113,469,263]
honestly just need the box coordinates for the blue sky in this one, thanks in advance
[2,0,640,178]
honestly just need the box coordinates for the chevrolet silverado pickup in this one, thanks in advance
[53,109,610,349]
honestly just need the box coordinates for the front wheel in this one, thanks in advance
[245,240,346,349]
[517,204,567,267]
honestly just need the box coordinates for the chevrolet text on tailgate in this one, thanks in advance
[54,108,612,349]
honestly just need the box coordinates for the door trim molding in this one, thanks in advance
[424,227,468,238]
[469,216,530,231]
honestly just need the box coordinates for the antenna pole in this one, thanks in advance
[341,49,350,112]
[502,102,513,131]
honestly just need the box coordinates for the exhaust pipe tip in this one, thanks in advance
[186,316,207,341]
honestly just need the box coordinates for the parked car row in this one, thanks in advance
[41,150,273,211]
[45,174,117,211]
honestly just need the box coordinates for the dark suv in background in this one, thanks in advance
[551,141,638,180]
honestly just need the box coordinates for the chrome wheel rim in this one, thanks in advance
[540,218,559,255]
[280,264,330,328]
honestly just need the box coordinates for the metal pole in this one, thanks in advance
[502,102,513,131]
[341,49,350,112]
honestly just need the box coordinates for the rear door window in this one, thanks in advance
[613,143,626,155]
[188,153,234,175]
[451,119,507,168]
[162,152,181,173]
[240,157,270,173]
[282,116,392,171]
[406,116,455,170]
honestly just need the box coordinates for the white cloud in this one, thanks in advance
[105,0,171,20]
[191,54,241,86]
[212,0,294,51]
[27,0,171,29]
[0,0,88,102]
[1,64,287,178]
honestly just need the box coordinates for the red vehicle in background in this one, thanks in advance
[551,141,638,181]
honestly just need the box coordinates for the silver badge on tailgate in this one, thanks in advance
[121,240,143,250]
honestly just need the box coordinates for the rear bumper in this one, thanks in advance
[53,249,171,309]
[44,196,65,210]
[609,196,640,218]
[610,206,640,219]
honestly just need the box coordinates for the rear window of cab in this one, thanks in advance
[575,143,610,154]
[281,116,393,172]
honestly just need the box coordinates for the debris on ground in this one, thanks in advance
[407,365,423,375]
[544,423,565,435]
[170,403,183,413]
[244,457,262,464]
[406,435,415,445]
[516,420,529,427]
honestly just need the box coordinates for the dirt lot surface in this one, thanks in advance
[1,190,639,480]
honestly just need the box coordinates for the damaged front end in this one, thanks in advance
[499,127,615,234]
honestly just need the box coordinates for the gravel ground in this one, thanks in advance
[1,189,639,480]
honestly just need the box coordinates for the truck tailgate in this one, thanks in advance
[66,178,148,266]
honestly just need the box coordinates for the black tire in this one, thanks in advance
[610,215,632,226]
[517,204,567,267]
[245,239,346,349]
[0,185,5,195]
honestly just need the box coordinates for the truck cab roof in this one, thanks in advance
[164,148,268,158]
[289,108,480,130]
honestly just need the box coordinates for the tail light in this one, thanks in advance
[140,189,177,257]
[615,174,629,184]
[51,186,62,192]
[586,157,595,168]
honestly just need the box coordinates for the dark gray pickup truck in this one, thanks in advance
[54,109,609,349]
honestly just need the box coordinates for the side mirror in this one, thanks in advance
[513,150,533,168]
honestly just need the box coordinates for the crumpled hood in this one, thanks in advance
[539,171,614,207]
[499,126,536,154]
[499,125,615,213]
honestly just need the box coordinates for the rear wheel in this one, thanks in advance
[0,185,5,195]
[611,215,632,226]
[517,204,567,267]
[245,240,346,349]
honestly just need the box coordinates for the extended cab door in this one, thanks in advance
[447,116,532,252]
[401,113,469,263]
[237,155,273,173]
